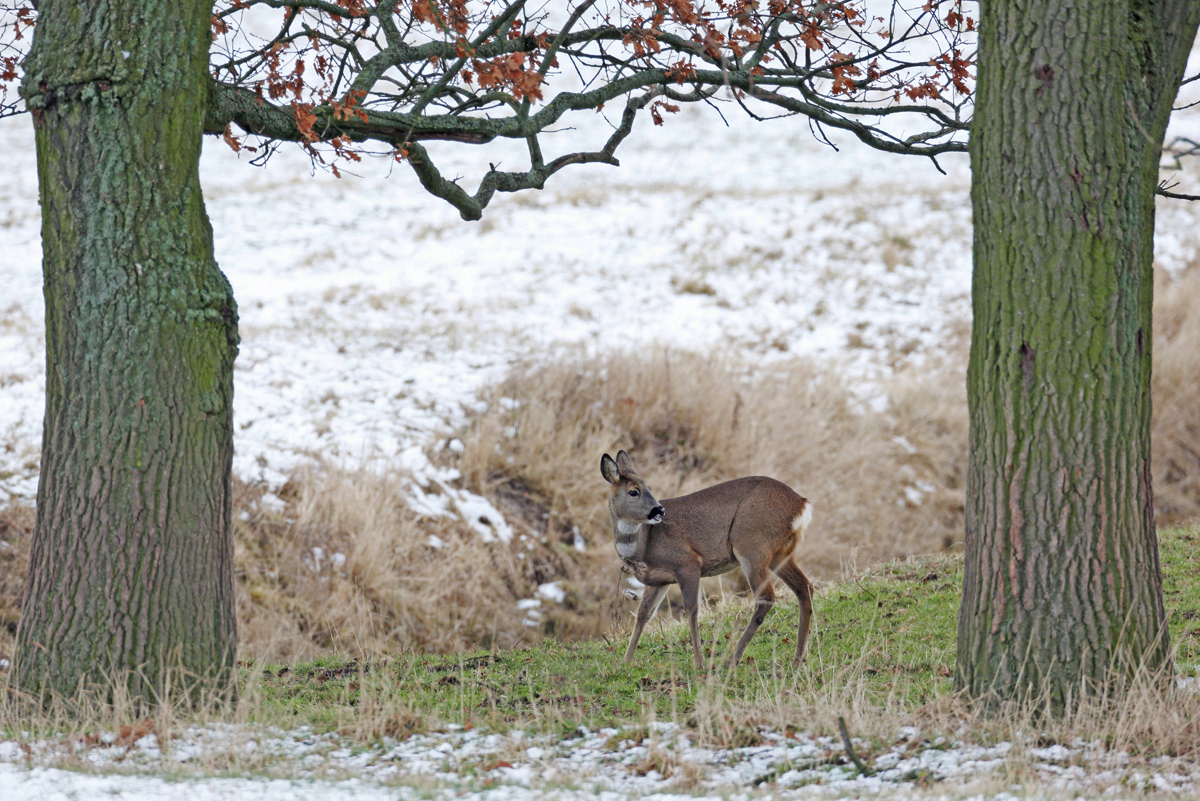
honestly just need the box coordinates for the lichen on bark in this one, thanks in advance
[956,0,1198,707]
[16,0,239,703]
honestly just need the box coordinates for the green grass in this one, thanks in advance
[249,550,967,733]
[1161,525,1200,672]
[250,525,1200,737]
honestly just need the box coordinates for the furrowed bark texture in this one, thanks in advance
[957,0,1198,706]
[16,0,239,700]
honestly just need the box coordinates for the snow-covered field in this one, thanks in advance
[2,103,983,501]
[5,100,1200,505]
[8,717,1200,800]
[5,93,1200,505]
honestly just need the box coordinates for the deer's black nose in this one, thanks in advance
[648,506,665,523]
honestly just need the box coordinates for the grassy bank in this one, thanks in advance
[244,525,1200,746]
[248,548,964,738]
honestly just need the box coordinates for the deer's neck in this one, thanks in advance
[611,516,643,559]
[617,519,641,536]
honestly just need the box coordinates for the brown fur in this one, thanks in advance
[602,450,813,669]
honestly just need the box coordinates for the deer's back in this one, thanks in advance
[651,476,807,577]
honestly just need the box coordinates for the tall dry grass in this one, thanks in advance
[0,502,31,652]
[1153,266,1200,524]
[454,346,970,582]
[1,271,1200,665]
[233,470,571,662]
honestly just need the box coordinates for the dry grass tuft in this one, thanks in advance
[0,502,32,670]
[232,468,594,663]
[0,659,242,749]
[684,652,1200,788]
[1153,266,1200,524]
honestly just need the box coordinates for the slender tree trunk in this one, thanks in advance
[956,1,1198,706]
[16,0,237,701]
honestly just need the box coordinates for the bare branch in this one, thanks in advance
[1157,188,1200,201]
[1157,179,1200,201]
[405,87,657,219]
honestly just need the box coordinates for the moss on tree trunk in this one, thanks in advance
[956,0,1199,706]
[16,0,238,701]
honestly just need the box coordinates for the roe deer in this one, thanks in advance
[601,450,814,669]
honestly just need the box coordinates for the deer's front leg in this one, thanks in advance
[624,584,667,661]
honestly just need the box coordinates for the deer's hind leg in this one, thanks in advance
[776,558,813,665]
[729,555,776,668]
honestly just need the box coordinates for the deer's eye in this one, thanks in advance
[628,489,640,498]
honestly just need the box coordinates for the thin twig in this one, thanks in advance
[838,716,874,777]
[1157,187,1200,201]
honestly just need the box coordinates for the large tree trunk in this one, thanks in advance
[16,0,238,701]
[956,2,1199,706]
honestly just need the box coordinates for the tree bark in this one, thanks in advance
[16,0,238,701]
[957,1,1199,706]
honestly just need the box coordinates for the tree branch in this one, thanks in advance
[404,87,657,219]
[1156,186,1200,201]
[186,0,980,217]
[204,79,498,144]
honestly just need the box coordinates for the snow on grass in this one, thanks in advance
[4,720,1200,799]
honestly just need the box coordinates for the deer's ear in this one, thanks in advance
[601,453,620,485]
[615,449,637,478]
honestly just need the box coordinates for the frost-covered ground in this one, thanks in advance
[5,720,1200,800]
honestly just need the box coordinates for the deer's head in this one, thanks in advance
[601,450,665,527]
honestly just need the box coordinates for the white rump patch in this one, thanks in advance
[792,503,813,539]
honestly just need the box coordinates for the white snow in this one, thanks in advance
[0,101,984,512]
[5,78,1200,521]
[3,721,1200,800]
